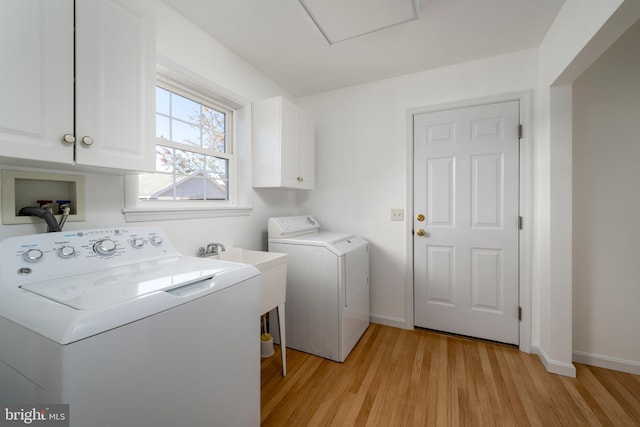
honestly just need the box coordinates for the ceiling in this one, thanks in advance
[162,0,565,97]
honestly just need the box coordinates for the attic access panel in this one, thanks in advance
[300,0,419,45]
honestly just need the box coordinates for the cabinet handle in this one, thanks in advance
[297,176,303,182]
[81,136,94,146]
[62,134,76,144]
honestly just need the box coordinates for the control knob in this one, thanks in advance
[58,245,76,259]
[131,238,145,249]
[94,239,117,256]
[150,236,163,246]
[22,249,43,263]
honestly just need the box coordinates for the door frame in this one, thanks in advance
[405,91,533,353]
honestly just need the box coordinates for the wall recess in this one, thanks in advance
[1,170,86,225]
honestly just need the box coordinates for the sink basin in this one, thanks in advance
[217,248,287,315]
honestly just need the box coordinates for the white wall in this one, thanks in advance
[534,0,640,376]
[572,20,640,374]
[0,0,299,255]
[297,49,538,327]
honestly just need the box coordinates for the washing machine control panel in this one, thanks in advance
[0,227,179,287]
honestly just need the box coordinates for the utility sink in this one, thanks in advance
[215,248,288,375]
[217,248,287,315]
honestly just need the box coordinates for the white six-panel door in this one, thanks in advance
[413,101,520,345]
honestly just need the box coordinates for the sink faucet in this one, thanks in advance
[206,242,226,255]
[197,242,227,257]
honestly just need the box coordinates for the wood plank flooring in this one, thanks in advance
[260,323,640,426]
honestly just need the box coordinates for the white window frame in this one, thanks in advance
[152,82,233,202]
[123,56,252,221]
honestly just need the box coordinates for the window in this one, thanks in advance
[138,86,232,201]
[123,57,252,222]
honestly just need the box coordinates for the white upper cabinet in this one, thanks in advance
[0,1,74,165]
[253,96,315,190]
[75,0,155,171]
[0,0,155,172]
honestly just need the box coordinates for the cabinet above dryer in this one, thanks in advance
[252,96,315,190]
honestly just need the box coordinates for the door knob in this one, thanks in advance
[416,214,425,222]
[81,136,94,146]
[416,228,425,236]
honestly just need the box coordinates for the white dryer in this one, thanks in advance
[268,216,369,362]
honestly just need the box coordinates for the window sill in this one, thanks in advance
[122,206,252,222]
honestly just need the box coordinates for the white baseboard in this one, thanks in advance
[531,344,577,377]
[370,314,408,329]
[573,350,640,375]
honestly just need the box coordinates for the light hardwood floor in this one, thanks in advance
[260,323,640,426]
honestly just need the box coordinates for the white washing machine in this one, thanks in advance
[0,227,260,427]
[268,216,369,362]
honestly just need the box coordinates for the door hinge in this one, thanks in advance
[518,306,522,321]
[518,216,523,230]
[518,124,523,139]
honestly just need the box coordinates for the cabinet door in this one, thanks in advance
[297,111,315,190]
[0,0,74,165]
[281,100,302,188]
[75,0,155,172]
[281,100,315,189]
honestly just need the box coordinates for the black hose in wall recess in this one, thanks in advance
[18,207,62,232]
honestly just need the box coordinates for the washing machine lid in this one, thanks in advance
[0,257,259,345]
[20,256,236,310]
[268,215,320,238]
[269,231,350,244]
[269,232,367,256]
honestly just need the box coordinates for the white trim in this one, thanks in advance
[405,91,533,354]
[518,91,533,354]
[156,55,246,111]
[532,344,577,377]
[122,206,252,222]
[573,350,640,375]
[370,314,407,330]
[404,108,415,331]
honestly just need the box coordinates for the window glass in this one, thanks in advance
[138,86,232,201]
[156,87,170,116]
